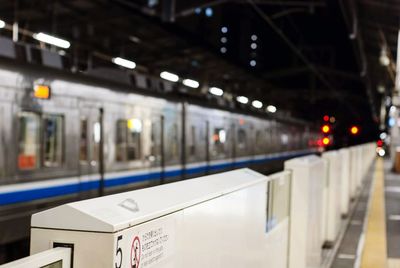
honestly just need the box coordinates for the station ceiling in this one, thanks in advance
[0,0,398,139]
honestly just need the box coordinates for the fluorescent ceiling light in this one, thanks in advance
[182,79,199,88]
[266,105,277,113]
[236,96,249,104]
[160,71,179,82]
[33,32,70,49]
[112,57,136,69]
[0,20,5,29]
[252,100,263,109]
[209,87,223,96]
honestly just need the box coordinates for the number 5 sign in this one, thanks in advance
[115,235,123,268]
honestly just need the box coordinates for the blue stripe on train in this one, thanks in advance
[0,151,311,206]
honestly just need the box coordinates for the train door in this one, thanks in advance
[185,116,208,177]
[78,106,103,199]
[208,112,232,173]
[146,115,164,184]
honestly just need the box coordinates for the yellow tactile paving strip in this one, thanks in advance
[361,158,387,268]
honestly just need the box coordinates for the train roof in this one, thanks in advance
[0,58,312,126]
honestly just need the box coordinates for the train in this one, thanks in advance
[0,59,320,256]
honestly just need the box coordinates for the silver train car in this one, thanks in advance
[0,61,319,253]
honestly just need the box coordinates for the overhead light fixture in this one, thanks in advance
[377,84,385,93]
[0,20,5,29]
[236,96,249,104]
[112,57,136,69]
[205,7,213,17]
[252,100,262,108]
[209,87,223,96]
[379,48,390,66]
[33,32,71,49]
[182,78,199,88]
[160,71,179,82]
[129,36,141,44]
[266,105,277,113]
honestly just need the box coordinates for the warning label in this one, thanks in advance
[131,236,141,268]
[126,215,176,268]
[140,227,169,267]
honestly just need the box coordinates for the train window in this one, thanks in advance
[127,119,142,160]
[116,119,142,162]
[212,128,226,155]
[255,130,263,152]
[237,128,247,149]
[189,125,196,156]
[92,122,101,164]
[168,124,179,159]
[43,115,64,167]
[116,120,127,162]
[150,122,159,157]
[18,112,41,170]
[79,119,88,162]
[281,133,289,145]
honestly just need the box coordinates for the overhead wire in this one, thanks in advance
[246,0,359,117]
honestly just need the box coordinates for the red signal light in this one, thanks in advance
[321,125,330,133]
[377,140,383,147]
[350,126,359,135]
[323,115,329,122]
[322,137,330,146]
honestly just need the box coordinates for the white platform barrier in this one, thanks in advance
[349,147,359,198]
[285,156,325,268]
[29,168,291,268]
[0,142,378,268]
[0,247,71,268]
[321,151,341,244]
[320,157,329,251]
[356,146,363,188]
[339,148,351,216]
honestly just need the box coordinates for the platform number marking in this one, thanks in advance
[115,235,123,268]
[131,236,141,268]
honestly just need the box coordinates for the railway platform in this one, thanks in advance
[332,158,400,268]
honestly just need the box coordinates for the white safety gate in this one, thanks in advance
[28,168,293,268]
